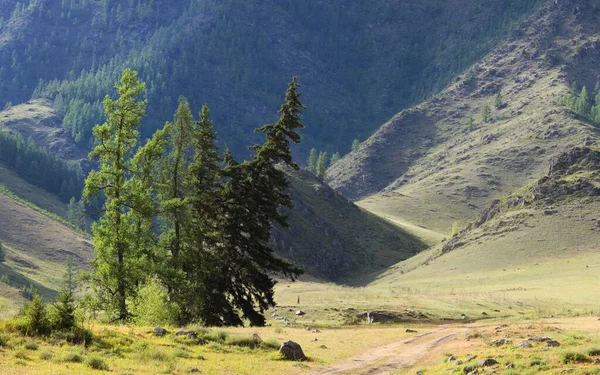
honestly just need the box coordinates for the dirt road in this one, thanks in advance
[311,326,470,375]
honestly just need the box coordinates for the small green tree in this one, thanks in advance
[575,86,591,117]
[316,151,328,178]
[67,197,86,229]
[0,240,4,263]
[495,91,503,109]
[23,294,50,336]
[330,152,341,166]
[466,117,476,132]
[351,139,360,151]
[481,104,491,123]
[307,147,318,172]
[52,256,77,330]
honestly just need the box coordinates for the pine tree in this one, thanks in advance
[67,197,85,229]
[330,152,340,166]
[495,91,503,109]
[307,147,317,172]
[53,256,77,330]
[575,86,591,117]
[316,151,328,178]
[481,103,491,123]
[177,104,222,322]
[23,293,49,336]
[83,69,148,322]
[213,77,304,326]
[351,139,360,151]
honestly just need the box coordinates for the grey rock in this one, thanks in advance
[529,336,550,342]
[515,341,533,348]
[454,360,464,366]
[463,366,474,374]
[153,327,167,336]
[175,330,188,336]
[477,358,498,367]
[505,363,514,369]
[295,310,306,316]
[279,340,308,361]
[406,329,418,333]
[186,332,198,340]
[190,369,200,373]
[447,355,457,362]
[490,338,512,346]
[466,355,477,362]
[547,340,561,347]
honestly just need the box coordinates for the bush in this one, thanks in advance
[23,340,38,350]
[131,278,180,326]
[86,356,109,371]
[61,351,84,363]
[53,327,93,345]
[588,348,600,356]
[204,330,228,342]
[261,339,280,350]
[38,350,53,360]
[13,349,29,360]
[560,351,590,364]
[22,294,50,336]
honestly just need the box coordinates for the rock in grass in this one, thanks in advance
[279,341,308,361]
[154,327,167,336]
[296,310,306,316]
[515,341,533,348]
[462,366,474,373]
[546,340,561,347]
[190,368,200,373]
[466,355,477,362]
[454,360,464,366]
[175,330,187,336]
[490,338,511,346]
[406,329,418,333]
[477,358,498,367]
[186,332,198,340]
[447,355,457,362]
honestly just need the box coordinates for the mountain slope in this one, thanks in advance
[273,168,426,280]
[0,180,93,315]
[329,0,600,235]
[0,0,542,157]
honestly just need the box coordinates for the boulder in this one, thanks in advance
[175,330,188,336]
[477,358,498,367]
[529,336,550,342]
[279,341,307,361]
[447,355,457,362]
[546,340,561,347]
[296,310,306,316]
[454,360,464,366]
[186,332,198,340]
[466,355,477,362]
[490,338,511,346]
[153,327,167,336]
[515,341,533,348]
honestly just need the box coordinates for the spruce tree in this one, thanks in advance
[576,86,591,117]
[351,139,360,151]
[214,77,305,326]
[481,103,491,123]
[316,151,328,178]
[83,69,148,322]
[307,147,318,172]
[53,256,77,330]
[495,91,503,109]
[330,152,340,166]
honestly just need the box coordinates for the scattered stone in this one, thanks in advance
[447,355,457,362]
[186,332,198,340]
[416,371,423,375]
[529,336,550,342]
[319,345,327,349]
[175,330,187,336]
[406,329,418,333]
[313,338,318,341]
[463,366,474,373]
[505,363,514,369]
[515,341,533,348]
[481,312,488,316]
[105,353,115,357]
[477,358,498,367]
[190,368,200,373]
[454,360,464,366]
[296,310,306,316]
[547,340,561,347]
[305,326,311,331]
[153,327,167,336]
[461,314,467,320]
[279,341,308,361]
[491,339,512,346]
[466,355,477,362]
[313,329,320,333]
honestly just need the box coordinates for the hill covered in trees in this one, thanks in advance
[0,0,543,158]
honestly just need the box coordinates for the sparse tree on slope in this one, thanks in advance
[352,139,360,151]
[307,147,317,172]
[316,151,328,178]
[330,152,340,166]
[0,240,4,263]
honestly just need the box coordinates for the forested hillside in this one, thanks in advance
[1,0,543,158]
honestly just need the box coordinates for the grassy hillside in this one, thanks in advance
[273,168,426,281]
[0,173,92,315]
[0,0,543,158]
[330,0,600,236]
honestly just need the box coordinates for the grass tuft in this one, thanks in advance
[86,356,109,371]
[38,350,53,360]
[560,351,590,364]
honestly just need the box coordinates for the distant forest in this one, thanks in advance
[0,0,543,158]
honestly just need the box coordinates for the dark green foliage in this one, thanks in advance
[86,356,109,371]
[66,197,86,229]
[307,148,318,172]
[316,151,328,178]
[0,239,4,263]
[0,130,83,202]
[481,103,491,123]
[83,69,149,322]
[351,139,360,152]
[22,294,50,336]
[560,351,590,364]
[563,82,600,123]
[330,152,341,166]
[0,0,542,159]
[51,256,77,330]
[495,91,504,109]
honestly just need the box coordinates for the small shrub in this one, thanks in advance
[529,357,543,366]
[61,351,84,363]
[261,339,280,350]
[204,330,228,342]
[22,294,50,336]
[0,332,10,347]
[588,348,600,356]
[226,335,259,348]
[86,356,109,371]
[23,340,38,350]
[560,351,590,364]
[137,346,173,362]
[38,350,53,360]
[131,278,181,326]
[173,349,192,358]
[14,349,29,360]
